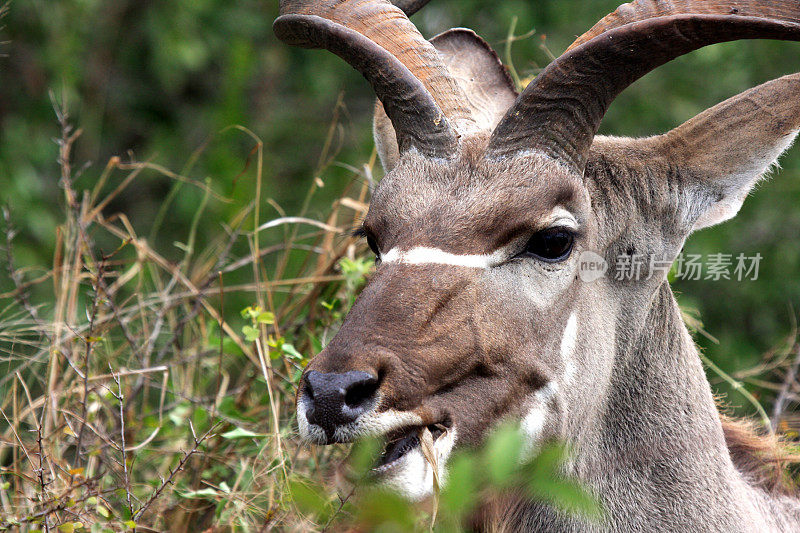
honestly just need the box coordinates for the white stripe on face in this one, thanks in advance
[561,313,578,365]
[381,246,507,268]
[379,207,578,269]
[521,313,578,451]
[521,381,558,452]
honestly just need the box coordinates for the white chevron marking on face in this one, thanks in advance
[521,313,579,453]
[381,247,507,268]
[379,207,578,269]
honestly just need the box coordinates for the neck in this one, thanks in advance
[491,283,799,532]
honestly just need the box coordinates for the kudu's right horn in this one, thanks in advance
[274,0,476,159]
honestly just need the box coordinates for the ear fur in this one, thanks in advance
[373,28,517,172]
[658,73,800,231]
[592,74,800,233]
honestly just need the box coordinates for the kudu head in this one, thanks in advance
[275,0,800,499]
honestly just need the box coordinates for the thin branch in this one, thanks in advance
[132,422,220,520]
[76,254,106,461]
[771,343,800,432]
[108,366,134,518]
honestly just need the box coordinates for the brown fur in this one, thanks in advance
[721,414,800,496]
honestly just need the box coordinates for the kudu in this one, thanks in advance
[274,0,800,530]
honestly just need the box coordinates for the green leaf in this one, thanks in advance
[348,436,382,478]
[257,311,275,324]
[221,427,262,439]
[288,479,331,518]
[524,443,603,521]
[440,452,478,516]
[308,333,323,354]
[485,423,524,486]
[168,402,192,427]
[242,325,259,342]
[266,335,283,348]
[240,305,262,320]
[525,442,568,480]
[355,488,416,530]
[122,521,137,530]
[528,477,603,520]
[181,488,219,499]
[281,343,303,361]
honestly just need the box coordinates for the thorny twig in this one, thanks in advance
[772,343,800,432]
[132,421,221,521]
[36,399,51,533]
[76,255,107,461]
[2,483,114,528]
[322,485,356,533]
[108,366,135,518]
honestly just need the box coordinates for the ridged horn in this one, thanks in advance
[275,0,477,158]
[391,0,432,16]
[487,1,800,170]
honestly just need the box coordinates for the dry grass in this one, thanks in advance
[0,98,374,531]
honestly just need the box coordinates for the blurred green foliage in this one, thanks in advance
[2,0,800,417]
[290,423,602,531]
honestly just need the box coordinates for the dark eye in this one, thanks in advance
[366,234,380,257]
[523,228,574,262]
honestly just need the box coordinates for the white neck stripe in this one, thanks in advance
[381,247,506,269]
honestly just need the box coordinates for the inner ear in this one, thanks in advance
[428,28,518,131]
[373,28,517,172]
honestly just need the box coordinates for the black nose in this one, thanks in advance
[303,370,379,438]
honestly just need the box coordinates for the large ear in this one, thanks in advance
[593,74,800,233]
[374,29,517,172]
[662,73,800,231]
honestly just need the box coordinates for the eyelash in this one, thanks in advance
[354,228,380,258]
[354,226,579,264]
[518,226,577,263]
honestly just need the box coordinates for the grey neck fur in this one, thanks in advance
[500,283,800,532]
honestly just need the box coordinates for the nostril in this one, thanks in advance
[302,372,314,397]
[344,377,379,409]
[302,370,378,435]
[305,407,318,425]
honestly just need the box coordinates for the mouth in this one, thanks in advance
[373,423,448,473]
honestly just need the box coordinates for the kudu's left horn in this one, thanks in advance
[487,0,800,171]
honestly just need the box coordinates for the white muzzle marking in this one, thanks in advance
[377,428,458,501]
